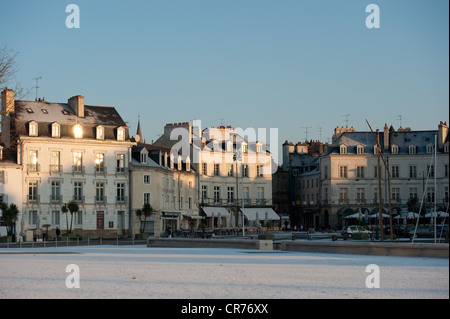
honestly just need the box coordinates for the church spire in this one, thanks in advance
[135,116,143,142]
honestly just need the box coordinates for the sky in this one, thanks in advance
[1,0,448,159]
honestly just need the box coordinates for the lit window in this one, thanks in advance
[52,123,60,138]
[96,126,104,140]
[74,124,83,138]
[29,121,38,137]
[117,127,125,141]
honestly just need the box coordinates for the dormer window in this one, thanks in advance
[408,145,416,155]
[177,154,182,170]
[186,156,191,171]
[444,143,449,153]
[241,141,248,153]
[51,123,60,138]
[117,127,125,141]
[357,145,364,155]
[374,145,380,155]
[426,143,434,154]
[391,144,399,154]
[29,121,38,137]
[96,126,104,140]
[256,142,263,153]
[140,149,148,164]
[74,124,83,139]
[226,141,233,152]
[340,144,347,154]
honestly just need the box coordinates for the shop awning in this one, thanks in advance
[201,207,231,217]
[241,208,280,221]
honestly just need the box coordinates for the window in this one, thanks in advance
[409,187,418,200]
[28,210,38,226]
[339,188,348,203]
[201,186,207,203]
[373,187,378,202]
[340,145,347,154]
[51,211,60,226]
[214,164,220,176]
[202,163,207,175]
[52,123,60,138]
[445,164,449,177]
[95,182,105,202]
[116,183,125,202]
[444,144,449,153]
[116,154,125,173]
[427,187,435,203]
[242,165,249,177]
[144,193,151,205]
[51,181,61,202]
[29,121,38,137]
[256,143,262,153]
[96,126,104,140]
[140,151,147,164]
[74,211,83,228]
[257,165,263,177]
[257,187,264,204]
[242,142,248,153]
[427,165,434,178]
[74,181,83,202]
[28,181,38,201]
[391,165,399,178]
[214,186,220,204]
[374,166,378,178]
[179,196,184,209]
[188,197,193,210]
[444,187,449,203]
[73,152,83,173]
[227,164,234,176]
[356,188,365,203]
[357,145,364,154]
[339,166,348,179]
[117,127,125,141]
[50,151,60,173]
[409,165,417,178]
[391,145,399,154]
[227,187,234,204]
[356,166,365,179]
[144,175,151,184]
[95,153,105,172]
[409,145,416,154]
[243,187,249,205]
[28,150,39,172]
[426,143,434,154]
[74,124,83,138]
[392,188,400,202]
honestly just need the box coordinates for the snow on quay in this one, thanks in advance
[0,245,448,299]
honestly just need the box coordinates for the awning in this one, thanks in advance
[183,214,205,220]
[241,208,280,221]
[201,207,231,217]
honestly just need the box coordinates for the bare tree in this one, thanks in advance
[0,45,31,99]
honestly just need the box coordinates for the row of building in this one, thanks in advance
[1,88,449,240]
[0,89,275,240]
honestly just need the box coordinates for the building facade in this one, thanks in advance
[1,89,135,239]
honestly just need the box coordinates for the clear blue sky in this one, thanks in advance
[1,0,448,159]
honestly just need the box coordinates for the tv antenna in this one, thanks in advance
[342,113,350,127]
[396,115,402,128]
[301,126,312,141]
[32,76,42,101]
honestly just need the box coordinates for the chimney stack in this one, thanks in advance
[383,123,389,150]
[1,88,15,148]
[438,121,448,150]
[68,95,85,118]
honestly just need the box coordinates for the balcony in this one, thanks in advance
[50,195,63,204]
[49,164,63,174]
[72,165,85,175]
[73,195,85,203]
[116,196,128,205]
[95,166,107,176]
[27,194,40,204]
[27,164,40,173]
[95,195,107,204]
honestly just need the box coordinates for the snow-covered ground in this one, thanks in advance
[0,245,448,299]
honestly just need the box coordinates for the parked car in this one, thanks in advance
[341,226,372,239]
[406,226,436,239]
[384,225,408,238]
[436,225,449,240]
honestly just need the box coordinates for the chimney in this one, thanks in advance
[1,88,15,148]
[438,121,448,149]
[383,123,389,150]
[68,95,85,118]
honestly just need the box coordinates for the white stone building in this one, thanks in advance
[1,88,135,240]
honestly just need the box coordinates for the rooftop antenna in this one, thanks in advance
[219,118,225,126]
[32,76,42,101]
[396,115,402,128]
[318,127,322,141]
[301,126,312,141]
[342,113,350,127]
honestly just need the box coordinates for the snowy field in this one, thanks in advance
[0,245,448,299]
